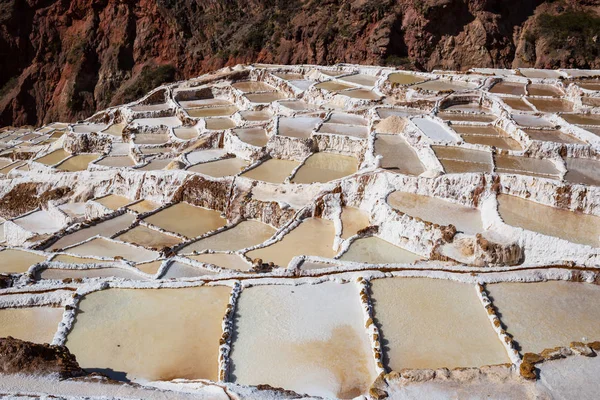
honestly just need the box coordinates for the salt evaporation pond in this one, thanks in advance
[370,278,509,370]
[432,146,492,173]
[37,267,146,281]
[340,237,422,264]
[494,154,560,179]
[95,194,132,210]
[497,194,600,246]
[179,220,275,253]
[241,159,300,183]
[66,286,231,382]
[487,281,600,354]
[229,282,377,398]
[56,154,100,171]
[116,225,182,249]
[246,218,335,267]
[340,207,370,239]
[0,307,64,344]
[278,117,321,138]
[375,134,425,175]
[159,262,216,278]
[388,72,426,85]
[65,237,159,262]
[143,202,226,238]
[188,253,251,271]
[35,149,70,166]
[233,127,269,147]
[187,157,249,177]
[413,118,458,142]
[0,249,46,274]
[388,191,483,234]
[291,152,358,183]
[564,157,600,186]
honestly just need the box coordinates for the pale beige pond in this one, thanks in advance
[564,157,600,186]
[291,153,358,183]
[56,154,100,171]
[133,134,169,145]
[388,72,426,85]
[487,281,600,354]
[65,237,159,262]
[205,118,236,130]
[370,278,509,370]
[453,125,522,151]
[246,218,336,267]
[340,207,370,239]
[0,307,64,344]
[342,89,380,100]
[438,112,496,123]
[375,134,425,176]
[135,260,163,275]
[340,237,423,264]
[127,200,160,214]
[188,253,251,271]
[160,262,216,279]
[232,81,277,93]
[315,81,356,91]
[187,157,249,177]
[35,149,70,166]
[388,191,483,234]
[179,220,275,253]
[96,156,136,168]
[562,114,600,126]
[66,287,231,382]
[233,127,269,147]
[278,117,321,139]
[143,202,226,238]
[48,213,136,251]
[0,249,46,273]
[240,110,272,121]
[245,92,286,103]
[527,83,563,97]
[102,123,126,137]
[494,154,560,179]
[524,128,586,144]
[37,267,147,281]
[502,97,534,111]
[187,105,238,118]
[116,225,183,249]
[432,146,492,174]
[95,194,132,210]
[241,159,299,183]
[528,98,573,113]
[414,80,477,92]
[173,127,198,140]
[497,194,600,247]
[490,81,526,96]
[229,282,377,398]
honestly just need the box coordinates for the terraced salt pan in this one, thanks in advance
[188,253,251,271]
[562,114,600,126]
[246,218,336,267]
[413,118,457,142]
[241,159,300,183]
[51,255,119,264]
[0,307,64,344]
[0,249,46,273]
[56,154,100,171]
[143,202,226,238]
[179,220,276,253]
[132,117,181,128]
[72,123,108,133]
[343,89,381,100]
[116,225,182,249]
[564,157,600,186]
[490,81,526,95]
[278,117,321,138]
[340,207,370,239]
[135,261,162,275]
[232,81,278,92]
[127,200,160,214]
[187,157,249,177]
[291,152,358,183]
[370,278,509,370]
[37,267,146,280]
[185,148,227,165]
[133,133,169,145]
[232,127,269,147]
[388,191,483,234]
[388,72,426,85]
[340,237,422,264]
[13,209,64,234]
[205,118,236,130]
[494,154,560,179]
[102,123,126,137]
[96,156,136,168]
[502,97,534,111]
[315,81,356,91]
[452,125,522,150]
[245,92,286,103]
[527,83,563,97]
[48,213,136,251]
[524,128,586,145]
[487,281,600,354]
[35,149,70,166]
[95,194,132,210]
[173,127,198,140]
[528,98,573,113]
[160,262,216,279]
[512,114,554,128]
[497,194,600,247]
[317,123,368,138]
[187,106,238,118]
[438,112,496,123]
[138,159,173,171]
[229,282,377,398]
[414,80,477,92]
[521,69,564,79]
[432,146,492,174]
[65,237,159,262]
[240,110,272,121]
[66,287,231,382]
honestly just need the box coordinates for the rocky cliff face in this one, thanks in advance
[1,0,599,126]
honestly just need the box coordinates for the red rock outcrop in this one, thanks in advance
[0,0,599,127]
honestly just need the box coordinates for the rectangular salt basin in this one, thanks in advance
[339,74,379,87]
[116,225,182,249]
[490,81,526,96]
[453,125,523,151]
[65,237,159,262]
[0,249,46,273]
[414,80,477,92]
[56,154,100,171]
[65,287,231,382]
[375,133,425,176]
[291,152,358,183]
[95,194,133,210]
[494,154,560,179]
[278,117,322,138]
[564,157,600,186]
[14,210,64,234]
[340,207,370,239]
[159,261,216,279]
[340,237,423,264]
[388,72,426,85]
[438,112,496,123]
[562,114,600,126]
[205,118,236,130]
[229,282,377,398]
[37,267,147,281]
[132,117,181,128]
[35,149,70,166]
[240,159,300,183]
[0,307,64,344]
[413,118,458,142]
[233,127,269,147]
[143,202,226,238]
[388,191,483,235]
[528,98,573,113]
[188,253,251,271]
[48,213,136,251]
[502,97,534,111]
[527,83,563,97]
[186,106,238,118]
[487,281,600,354]
[432,146,493,174]
[497,194,600,247]
[187,157,249,177]
[179,220,276,253]
[523,128,586,145]
[370,278,509,370]
[246,218,336,267]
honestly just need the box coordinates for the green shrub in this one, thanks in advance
[122,64,176,103]
[536,11,600,55]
